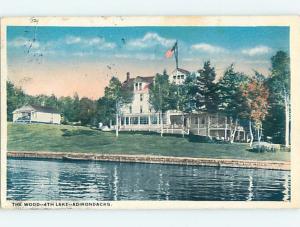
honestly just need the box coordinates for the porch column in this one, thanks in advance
[138,116,140,125]
[197,116,200,135]
[128,117,131,125]
[207,115,211,137]
[148,115,151,125]
[224,116,227,140]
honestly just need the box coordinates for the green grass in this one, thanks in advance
[7,123,290,162]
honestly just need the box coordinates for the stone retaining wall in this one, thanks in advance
[7,151,290,171]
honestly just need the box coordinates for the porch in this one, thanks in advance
[118,112,246,142]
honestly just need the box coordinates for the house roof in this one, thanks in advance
[13,104,60,114]
[31,105,60,114]
[123,76,154,87]
[176,68,190,74]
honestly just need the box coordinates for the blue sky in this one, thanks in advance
[7,26,289,99]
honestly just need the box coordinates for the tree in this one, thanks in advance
[72,93,80,122]
[95,96,115,126]
[45,94,59,109]
[171,73,198,136]
[196,61,219,113]
[242,78,269,146]
[265,51,290,146]
[149,70,174,136]
[78,97,97,126]
[59,96,77,123]
[7,81,29,121]
[217,65,249,143]
[104,77,133,137]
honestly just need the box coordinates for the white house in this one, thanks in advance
[117,69,246,142]
[120,72,159,130]
[169,68,190,85]
[12,105,61,124]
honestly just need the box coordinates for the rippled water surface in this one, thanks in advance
[7,158,290,201]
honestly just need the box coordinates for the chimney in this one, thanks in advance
[126,72,130,81]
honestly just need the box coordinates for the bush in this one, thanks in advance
[188,134,213,143]
[250,142,277,152]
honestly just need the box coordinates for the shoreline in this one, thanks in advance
[7,151,290,171]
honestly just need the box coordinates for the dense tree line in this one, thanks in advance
[148,51,290,145]
[7,84,98,126]
[7,51,290,145]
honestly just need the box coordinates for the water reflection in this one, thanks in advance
[7,158,290,201]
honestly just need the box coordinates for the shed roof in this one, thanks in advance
[13,105,60,114]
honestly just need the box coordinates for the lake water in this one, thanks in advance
[7,158,290,201]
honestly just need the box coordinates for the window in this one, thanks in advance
[181,75,184,79]
[131,117,139,125]
[192,117,198,124]
[177,75,180,79]
[140,106,143,113]
[140,94,143,101]
[140,117,148,124]
[173,75,176,79]
[129,106,132,114]
[150,115,158,124]
[135,83,138,91]
[125,117,129,125]
[138,82,142,90]
[201,118,205,124]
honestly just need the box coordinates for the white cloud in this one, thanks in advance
[65,36,82,44]
[241,45,272,56]
[127,32,175,49]
[191,43,226,53]
[8,37,40,49]
[114,53,157,61]
[72,52,91,57]
[64,36,116,49]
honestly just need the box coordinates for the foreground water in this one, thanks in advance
[7,158,290,201]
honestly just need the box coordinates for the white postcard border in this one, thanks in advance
[1,16,299,209]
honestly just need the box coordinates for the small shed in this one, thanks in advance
[12,105,61,124]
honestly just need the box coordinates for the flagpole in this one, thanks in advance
[175,40,178,69]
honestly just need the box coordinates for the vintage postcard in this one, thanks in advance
[1,16,300,209]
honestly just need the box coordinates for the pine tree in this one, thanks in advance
[195,61,219,113]
[217,65,249,143]
[170,73,197,136]
[264,51,290,146]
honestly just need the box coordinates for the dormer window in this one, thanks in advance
[173,75,176,79]
[138,82,142,90]
[135,83,138,91]
[181,75,184,79]
[177,75,180,79]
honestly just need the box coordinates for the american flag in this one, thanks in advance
[165,41,177,58]
[165,49,174,58]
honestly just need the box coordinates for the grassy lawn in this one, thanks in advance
[7,123,290,162]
